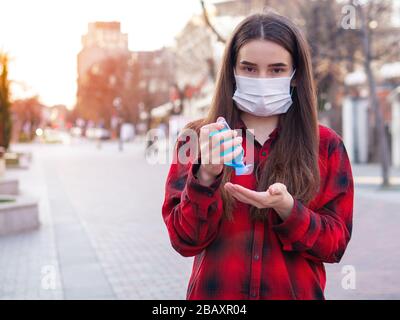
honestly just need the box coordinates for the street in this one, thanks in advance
[0,139,399,299]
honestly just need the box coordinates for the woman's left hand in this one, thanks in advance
[224,182,294,221]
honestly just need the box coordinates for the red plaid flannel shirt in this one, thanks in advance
[162,119,354,300]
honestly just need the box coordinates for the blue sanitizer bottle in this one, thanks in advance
[209,118,252,175]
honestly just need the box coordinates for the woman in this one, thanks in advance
[162,12,354,300]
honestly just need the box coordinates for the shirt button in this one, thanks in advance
[254,254,259,260]
[261,151,267,157]
[251,291,257,298]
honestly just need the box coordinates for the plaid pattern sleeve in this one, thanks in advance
[272,136,354,263]
[161,140,224,257]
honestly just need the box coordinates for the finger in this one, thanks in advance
[211,132,242,163]
[267,186,277,195]
[216,116,226,123]
[225,183,265,207]
[268,183,285,195]
[200,128,232,165]
[211,129,237,148]
[231,190,263,208]
[200,123,226,144]
[224,184,262,207]
[225,182,235,189]
[201,122,225,132]
[221,144,243,163]
[217,136,243,154]
[212,137,242,159]
[230,184,267,203]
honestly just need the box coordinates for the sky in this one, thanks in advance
[0,0,203,108]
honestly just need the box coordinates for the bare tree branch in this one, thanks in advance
[200,0,226,44]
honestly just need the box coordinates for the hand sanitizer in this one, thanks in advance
[209,118,252,175]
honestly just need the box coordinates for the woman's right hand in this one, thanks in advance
[197,118,243,185]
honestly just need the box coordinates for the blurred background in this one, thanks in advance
[0,0,399,300]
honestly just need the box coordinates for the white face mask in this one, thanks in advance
[232,69,296,117]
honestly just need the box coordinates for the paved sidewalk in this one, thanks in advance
[0,145,63,299]
[325,186,400,299]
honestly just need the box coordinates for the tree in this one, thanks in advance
[76,54,141,128]
[0,52,12,150]
[200,0,227,44]
[11,96,44,142]
[356,1,392,187]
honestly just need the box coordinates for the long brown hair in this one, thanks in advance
[184,12,320,221]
